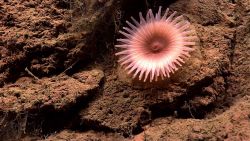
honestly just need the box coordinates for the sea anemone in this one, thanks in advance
[115,6,197,82]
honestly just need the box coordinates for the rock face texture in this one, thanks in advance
[0,69,104,140]
[0,0,250,140]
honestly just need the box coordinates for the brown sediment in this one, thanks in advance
[0,0,250,140]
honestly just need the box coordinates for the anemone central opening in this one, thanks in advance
[147,36,168,53]
[150,41,164,52]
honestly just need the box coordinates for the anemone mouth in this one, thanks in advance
[141,24,172,54]
[115,6,197,82]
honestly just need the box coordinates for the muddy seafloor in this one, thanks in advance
[0,0,250,141]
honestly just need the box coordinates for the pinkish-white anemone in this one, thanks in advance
[115,6,197,82]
